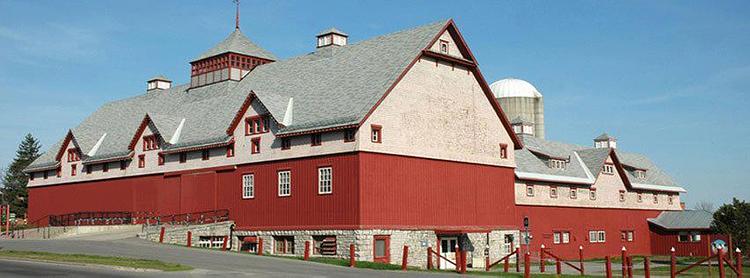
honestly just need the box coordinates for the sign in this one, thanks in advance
[711,239,727,254]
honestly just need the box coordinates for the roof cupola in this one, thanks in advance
[147,75,171,91]
[594,133,617,149]
[511,116,535,136]
[316,28,348,48]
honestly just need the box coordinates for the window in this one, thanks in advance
[549,159,566,169]
[143,135,159,151]
[371,125,382,143]
[201,150,210,161]
[278,170,291,197]
[602,164,615,175]
[226,144,235,157]
[526,185,534,197]
[570,188,577,199]
[562,232,570,244]
[589,230,606,243]
[653,194,659,204]
[158,153,165,166]
[621,231,634,242]
[373,235,391,263]
[57,168,62,177]
[103,163,109,173]
[29,173,35,181]
[554,231,571,244]
[668,195,674,205]
[138,155,145,168]
[500,144,508,159]
[677,232,701,242]
[242,174,254,199]
[589,189,597,200]
[251,138,261,154]
[344,129,356,142]
[71,164,77,176]
[678,233,689,242]
[43,171,48,179]
[67,149,80,162]
[85,165,92,175]
[439,40,449,54]
[198,236,225,249]
[262,117,270,133]
[281,138,291,150]
[318,167,332,194]
[635,170,646,179]
[179,153,187,164]
[245,115,270,135]
[120,161,127,170]
[553,232,561,244]
[691,233,701,242]
[313,236,337,255]
[550,187,558,199]
[637,193,643,203]
[619,190,626,202]
[274,236,294,254]
[311,133,322,146]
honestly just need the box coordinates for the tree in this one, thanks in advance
[694,201,715,212]
[711,198,750,253]
[1,134,41,217]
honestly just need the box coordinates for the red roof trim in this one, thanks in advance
[421,50,476,68]
[276,124,358,138]
[160,139,235,155]
[608,149,634,190]
[128,114,153,151]
[54,130,76,161]
[226,93,255,135]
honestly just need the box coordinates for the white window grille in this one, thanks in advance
[242,174,254,199]
[318,167,332,194]
[278,170,291,197]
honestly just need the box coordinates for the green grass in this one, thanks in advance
[634,265,749,277]
[0,250,193,272]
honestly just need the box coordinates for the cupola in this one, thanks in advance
[147,75,172,92]
[511,116,535,136]
[316,28,348,48]
[594,133,617,149]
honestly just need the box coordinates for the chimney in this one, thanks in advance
[316,28,348,48]
[147,75,172,92]
[594,133,617,149]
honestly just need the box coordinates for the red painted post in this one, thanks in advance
[556,257,561,275]
[427,247,433,270]
[258,238,264,256]
[304,241,310,261]
[401,245,409,271]
[4,205,8,238]
[159,227,165,243]
[622,247,628,278]
[540,244,546,273]
[670,247,676,278]
[718,247,726,278]
[579,245,585,275]
[485,254,490,272]
[644,257,651,278]
[516,247,521,273]
[186,231,192,247]
[349,244,356,268]
[503,255,509,272]
[627,256,633,278]
[524,252,531,278]
[455,246,461,272]
[462,250,468,274]
[605,256,612,278]
[736,248,742,278]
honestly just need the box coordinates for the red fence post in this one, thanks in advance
[304,241,310,261]
[622,247,628,278]
[4,205,8,238]
[670,247,676,278]
[605,256,612,278]
[556,257,561,275]
[719,248,726,278]
[485,253,490,272]
[222,236,228,251]
[524,252,531,278]
[258,238,264,256]
[627,256,633,278]
[462,250,468,274]
[579,245,584,275]
[504,254,509,272]
[186,231,192,247]
[401,245,409,271]
[516,247,521,273]
[540,244,546,273]
[427,247,433,270]
[455,246,461,272]
[159,226,165,243]
[736,248,742,278]
[349,244,356,268]
[644,257,651,278]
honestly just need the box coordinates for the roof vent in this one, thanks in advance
[511,116,534,136]
[594,133,617,149]
[316,28,348,48]
[147,75,172,92]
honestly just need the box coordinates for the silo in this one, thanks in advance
[490,78,545,139]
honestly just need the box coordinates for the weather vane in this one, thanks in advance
[234,0,240,30]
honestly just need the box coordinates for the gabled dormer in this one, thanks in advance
[190,29,277,88]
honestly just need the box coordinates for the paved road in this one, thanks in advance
[0,238,449,277]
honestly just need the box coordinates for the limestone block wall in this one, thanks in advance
[140,221,234,246]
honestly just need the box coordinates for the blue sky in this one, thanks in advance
[0,1,748,207]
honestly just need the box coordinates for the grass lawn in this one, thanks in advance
[0,250,192,272]
[634,265,748,277]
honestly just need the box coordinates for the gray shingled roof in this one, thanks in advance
[26,20,450,171]
[193,29,277,61]
[595,132,615,141]
[516,134,682,191]
[317,27,348,37]
[648,210,713,230]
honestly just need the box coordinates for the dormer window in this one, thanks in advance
[439,40,449,54]
[67,148,80,162]
[245,115,270,135]
[602,164,615,175]
[143,135,159,151]
[635,169,646,179]
[548,159,566,169]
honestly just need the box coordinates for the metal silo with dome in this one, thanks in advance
[490,78,545,139]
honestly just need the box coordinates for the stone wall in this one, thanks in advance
[139,221,234,247]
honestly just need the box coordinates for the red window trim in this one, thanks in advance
[373,235,391,263]
[226,144,235,157]
[67,148,80,162]
[71,164,77,176]
[500,143,508,159]
[138,154,146,168]
[245,115,270,136]
[56,168,61,177]
[251,137,261,154]
[371,124,382,143]
[142,135,159,151]
[158,153,165,166]
[311,133,322,146]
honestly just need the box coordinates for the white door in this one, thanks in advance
[440,237,458,269]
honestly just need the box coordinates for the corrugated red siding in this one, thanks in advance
[358,152,517,229]
[516,205,662,259]
[650,229,725,257]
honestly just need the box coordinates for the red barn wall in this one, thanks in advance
[515,205,662,259]
[649,229,725,257]
[358,152,517,229]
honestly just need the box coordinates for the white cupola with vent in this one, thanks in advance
[511,116,535,136]
[594,133,617,149]
[317,28,348,48]
[147,75,172,92]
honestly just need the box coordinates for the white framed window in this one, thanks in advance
[242,174,254,199]
[637,193,643,203]
[278,170,291,197]
[602,164,615,175]
[553,232,561,244]
[548,159,566,169]
[619,190,626,202]
[589,230,606,243]
[562,232,570,243]
[635,170,646,179]
[589,189,597,200]
[550,187,558,198]
[653,194,659,204]
[526,185,534,197]
[627,231,634,242]
[669,195,674,205]
[570,188,577,199]
[318,167,332,194]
